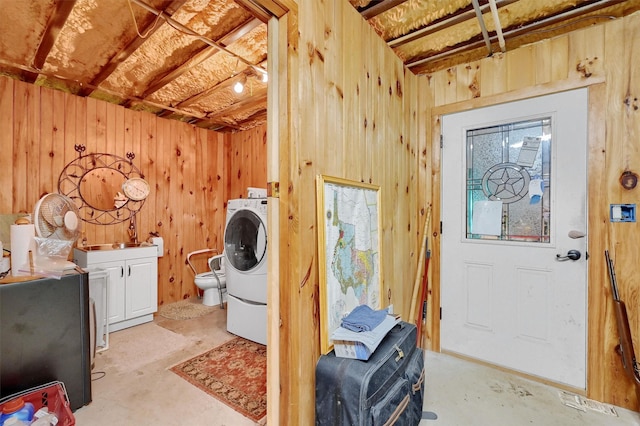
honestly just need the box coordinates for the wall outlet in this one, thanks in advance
[610,204,636,222]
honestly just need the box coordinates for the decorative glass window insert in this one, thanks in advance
[466,117,551,242]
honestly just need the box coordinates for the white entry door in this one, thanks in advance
[440,88,588,389]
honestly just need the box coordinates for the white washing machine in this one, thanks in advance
[224,197,267,345]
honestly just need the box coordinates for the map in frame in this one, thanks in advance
[316,175,382,354]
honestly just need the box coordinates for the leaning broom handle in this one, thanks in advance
[409,207,431,322]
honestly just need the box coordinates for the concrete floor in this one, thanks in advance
[74,306,257,425]
[74,306,640,425]
[422,351,640,425]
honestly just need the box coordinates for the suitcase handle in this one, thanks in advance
[393,344,404,362]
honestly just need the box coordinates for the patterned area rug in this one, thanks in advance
[170,337,267,423]
[158,298,217,320]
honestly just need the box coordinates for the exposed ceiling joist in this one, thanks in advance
[358,0,407,20]
[33,0,77,72]
[407,0,628,73]
[200,104,268,132]
[206,91,267,122]
[219,17,263,45]
[1,0,638,133]
[174,72,247,109]
[235,0,288,22]
[387,0,519,49]
[138,17,262,100]
[79,0,189,98]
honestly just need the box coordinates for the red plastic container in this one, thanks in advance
[0,382,75,426]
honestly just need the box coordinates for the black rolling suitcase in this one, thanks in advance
[315,322,425,425]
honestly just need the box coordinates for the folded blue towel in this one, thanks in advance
[340,304,387,332]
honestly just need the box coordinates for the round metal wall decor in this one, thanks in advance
[58,145,147,225]
[481,162,531,204]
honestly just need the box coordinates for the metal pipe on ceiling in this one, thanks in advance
[471,0,493,56]
[388,0,519,49]
[488,0,506,52]
[407,0,621,70]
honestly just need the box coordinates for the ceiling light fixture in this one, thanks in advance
[251,66,268,83]
[233,80,244,94]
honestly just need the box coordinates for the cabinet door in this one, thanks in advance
[126,257,158,319]
[94,261,126,325]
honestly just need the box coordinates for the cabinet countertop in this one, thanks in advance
[74,245,158,264]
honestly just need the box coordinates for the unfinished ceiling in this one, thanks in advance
[353,0,640,74]
[0,0,638,132]
[0,0,268,132]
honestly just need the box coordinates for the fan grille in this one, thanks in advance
[35,194,81,240]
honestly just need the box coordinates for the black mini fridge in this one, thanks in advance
[0,271,92,411]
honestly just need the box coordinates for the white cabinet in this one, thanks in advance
[74,246,158,332]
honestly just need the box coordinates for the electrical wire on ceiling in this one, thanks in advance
[126,0,162,39]
[127,0,268,78]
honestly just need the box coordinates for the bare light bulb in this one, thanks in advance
[233,81,244,93]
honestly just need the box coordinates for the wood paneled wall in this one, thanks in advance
[422,11,640,410]
[0,75,266,307]
[276,2,640,422]
[277,2,429,423]
[226,124,267,200]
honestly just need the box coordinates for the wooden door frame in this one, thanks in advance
[235,1,296,424]
[426,77,608,400]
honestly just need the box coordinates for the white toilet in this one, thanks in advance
[193,254,227,307]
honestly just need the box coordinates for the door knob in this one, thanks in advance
[556,250,581,261]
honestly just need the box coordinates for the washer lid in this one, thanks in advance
[224,209,267,272]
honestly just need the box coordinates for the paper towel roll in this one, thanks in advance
[150,236,164,257]
[11,223,36,276]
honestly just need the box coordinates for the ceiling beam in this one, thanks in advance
[205,91,268,120]
[219,16,263,46]
[139,17,262,99]
[221,108,268,132]
[31,0,77,74]
[496,0,626,40]
[407,0,626,73]
[79,0,187,97]
[129,0,264,71]
[358,0,407,20]
[172,70,253,110]
[388,0,518,48]
[187,89,267,129]
[0,57,211,122]
[235,0,289,23]
[200,112,267,133]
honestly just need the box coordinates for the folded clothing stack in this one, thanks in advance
[340,304,387,332]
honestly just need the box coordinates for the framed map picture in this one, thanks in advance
[316,175,382,354]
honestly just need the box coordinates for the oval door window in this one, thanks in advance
[224,210,267,272]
